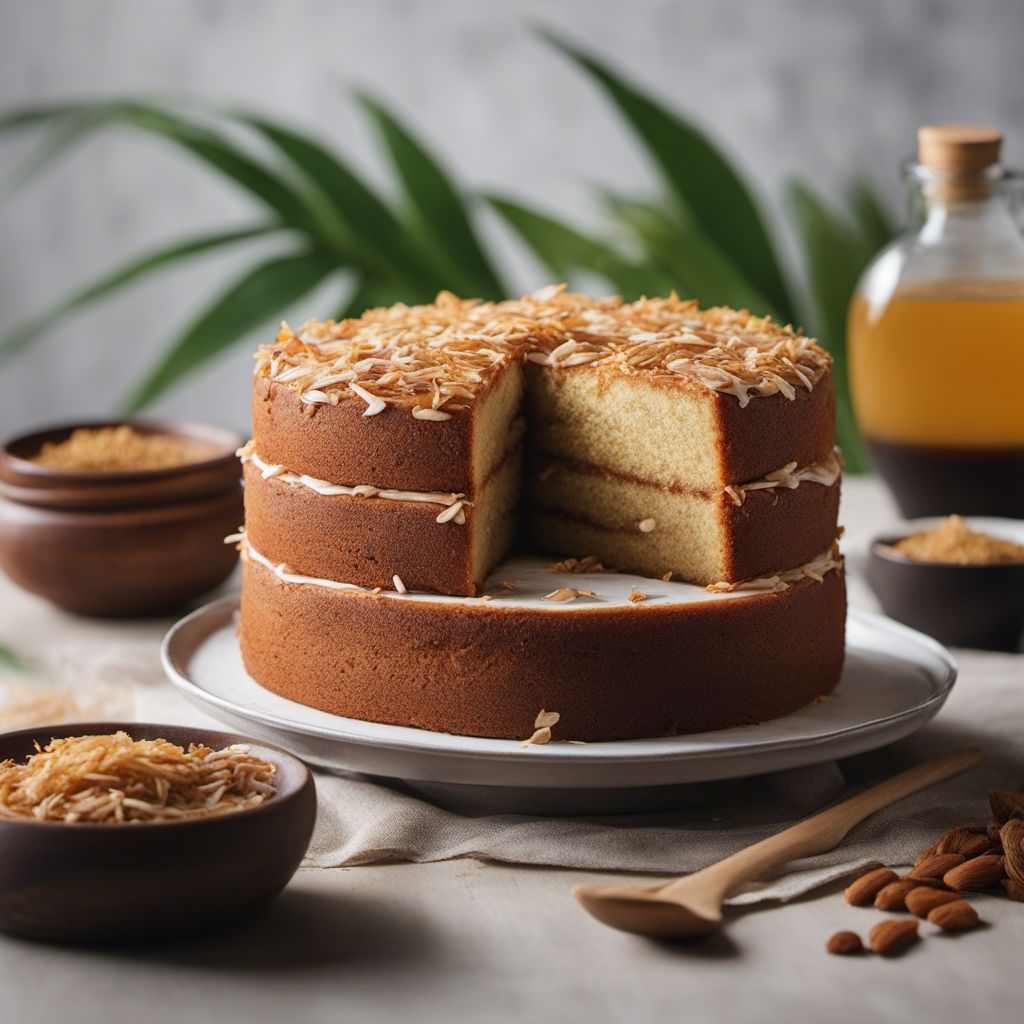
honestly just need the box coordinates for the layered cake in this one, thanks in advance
[237,286,846,741]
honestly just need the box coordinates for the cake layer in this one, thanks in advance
[243,449,520,596]
[252,360,523,493]
[239,550,847,741]
[527,455,841,583]
[526,364,835,490]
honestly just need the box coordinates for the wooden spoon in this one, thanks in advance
[573,747,981,939]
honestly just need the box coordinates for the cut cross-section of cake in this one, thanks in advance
[245,287,840,593]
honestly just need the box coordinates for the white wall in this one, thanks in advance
[1,0,1021,436]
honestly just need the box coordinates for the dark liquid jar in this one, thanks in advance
[848,125,1024,518]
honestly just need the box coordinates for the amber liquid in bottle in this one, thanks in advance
[849,125,1024,517]
[850,283,1024,516]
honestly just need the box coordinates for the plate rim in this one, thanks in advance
[161,597,957,766]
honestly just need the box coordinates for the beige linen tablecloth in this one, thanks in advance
[304,648,1022,903]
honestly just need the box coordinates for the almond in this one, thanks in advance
[989,789,1024,825]
[909,853,965,880]
[999,819,1024,883]
[927,899,981,931]
[1002,878,1024,902]
[987,820,1004,851]
[869,919,920,956]
[943,854,1005,892]
[826,930,863,955]
[934,826,992,859]
[905,887,962,919]
[875,879,925,911]
[844,867,899,906]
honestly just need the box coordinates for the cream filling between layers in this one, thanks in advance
[725,449,843,507]
[238,442,470,524]
[235,531,842,604]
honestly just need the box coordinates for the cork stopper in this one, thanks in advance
[917,124,1002,201]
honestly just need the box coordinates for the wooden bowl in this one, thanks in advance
[0,722,316,943]
[0,420,243,616]
[867,521,1024,651]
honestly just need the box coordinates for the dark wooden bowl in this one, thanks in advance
[867,535,1024,652]
[0,420,243,616]
[0,722,316,943]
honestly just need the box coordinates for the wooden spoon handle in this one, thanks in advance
[664,747,982,900]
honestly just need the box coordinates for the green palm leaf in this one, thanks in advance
[360,95,505,298]
[125,250,338,411]
[2,101,330,239]
[0,642,26,672]
[237,113,443,293]
[114,104,327,237]
[787,179,871,471]
[604,195,777,316]
[0,106,122,201]
[0,224,279,357]
[0,100,109,132]
[487,195,667,298]
[848,178,896,262]
[543,29,795,322]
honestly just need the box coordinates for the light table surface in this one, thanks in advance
[0,476,1020,1024]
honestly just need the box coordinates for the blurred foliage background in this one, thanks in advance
[0,31,894,471]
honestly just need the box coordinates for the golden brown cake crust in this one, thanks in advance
[716,380,835,483]
[722,477,842,580]
[239,558,847,741]
[252,375,483,493]
[242,457,520,596]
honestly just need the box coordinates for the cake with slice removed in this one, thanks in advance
[236,286,846,739]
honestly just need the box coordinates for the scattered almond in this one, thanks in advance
[987,820,1004,851]
[927,899,981,931]
[999,819,1024,883]
[943,854,1005,892]
[826,931,863,955]
[933,826,992,859]
[869,919,920,956]
[628,590,648,603]
[905,887,962,919]
[875,879,925,911]
[1002,879,1024,902]
[909,853,965,880]
[844,867,899,906]
[989,789,1024,825]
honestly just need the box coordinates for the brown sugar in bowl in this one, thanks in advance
[0,722,316,943]
[0,420,243,616]
[867,518,1024,652]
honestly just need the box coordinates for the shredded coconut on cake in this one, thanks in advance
[706,544,843,594]
[254,288,831,420]
[725,449,843,506]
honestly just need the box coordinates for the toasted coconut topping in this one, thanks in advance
[725,449,843,506]
[0,732,276,824]
[254,288,830,420]
[542,586,597,602]
[522,726,553,748]
[545,555,606,573]
[706,544,843,594]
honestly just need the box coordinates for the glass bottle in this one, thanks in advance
[848,124,1024,518]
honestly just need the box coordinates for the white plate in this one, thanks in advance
[161,598,956,804]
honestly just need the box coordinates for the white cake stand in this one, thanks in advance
[161,583,956,813]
